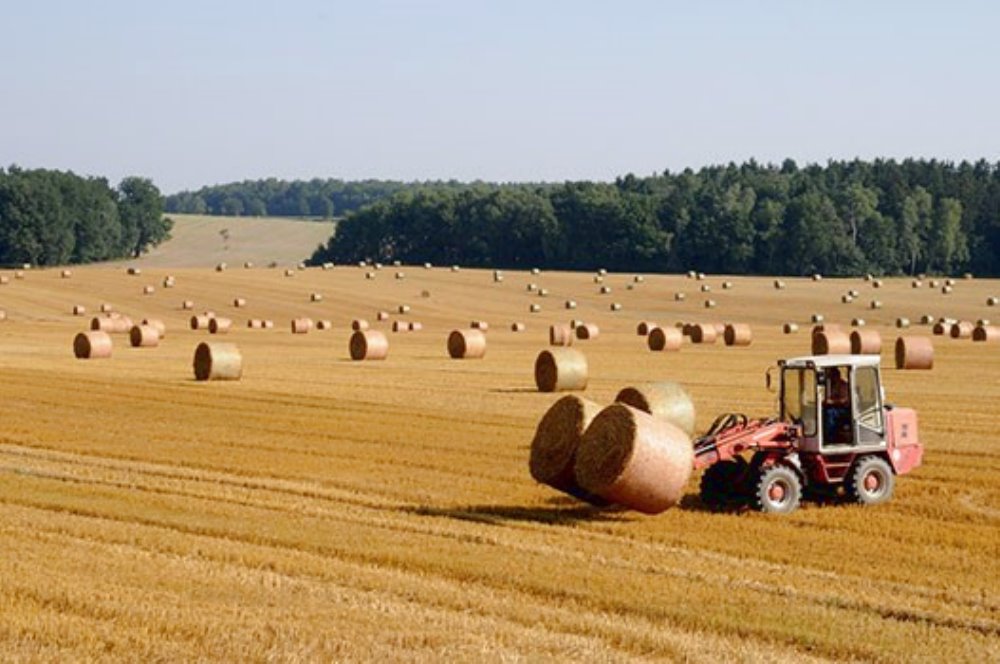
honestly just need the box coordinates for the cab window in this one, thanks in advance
[854,366,883,431]
[782,368,817,436]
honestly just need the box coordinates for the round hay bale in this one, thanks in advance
[12,270,23,279]
[703,299,717,309]
[447,329,486,359]
[950,321,974,339]
[190,315,211,331]
[127,267,141,276]
[528,283,539,291]
[398,304,410,314]
[310,293,323,302]
[696,272,706,280]
[531,267,540,275]
[575,323,599,340]
[942,286,953,294]
[209,317,232,334]
[976,319,991,327]
[932,322,947,335]
[129,325,160,348]
[100,303,114,313]
[851,318,866,327]
[202,310,216,319]
[812,273,823,281]
[896,318,911,329]
[598,268,608,276]
[574,404,693,514]
[723,323,752,347]
[535,348,588,392]
[349,330,388,361]
[424,262,432,269]
[945,278,955,287]
[74,331,112,359]
[712,322,726,336]
[689,323,717,344]
[409,321,423,332]
[614,382,695,436]
[0,276,8,285]
[471,320,489,331]
[633,275,645,283]
[511,322,525,332]
[700,284,712,293]
[451,265,460,272]
[352,319,370,331]
[141,318,165,338]
[284,269,295,277]
[92,316,131,334]
[233,298,246,308]
[72,305,86,316]
[61,270,72,279]
[291,318,313,334]
[895,336,933,370]
[377,311,390,321]
[870,300,882,310]
[564,300,577,310]
[674,292,686,301]
[216,263,227,272]
[987,297,998,306]
[920,314,935,325]
[143,285,155,295]
[636,321,656,336]
[687,270,697,279]
[246,319,262,329]
[530,304,542,313]
[783,322,799,334]
[244,261,254,269]
[774,279,786,290]
[647,326,682,351]
[811,313,825,323]
[850,329,882,355]
[973,325,999,342]
[193,342,242,380]
[365,272,376,280]
[593,275,603,284]
[263,320,274,329]
[395,271,405,280]
[316,320,333,330]
[549,324,574,347]
[873,279,883,288]
[812,330,851,355]
[163,276,175,288]
[600,285,612,294]
[912,280,922,288]
[528,395,604,500]
[181,300,194,310]
[722,281,733,290]
[929,279,940,288]
[609,302,622,311]
[841,295,854,304]
[864,274,874,282]
[538,288,549,297]
[964,272,973,280]
[392,320,409,333]
[849,289,860,297]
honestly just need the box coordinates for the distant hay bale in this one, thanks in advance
[528,395,603,500]
[575,323,600,340]
[574,404,693,514]
[703,299,716,309]
[61,270,72,279]
[633,275,644,283]
[912,280,922,288]
[689,323,717,344]
[530,304,541,313]
[549,323,574,346]
[395,272,405,280]
[842,295,854,304]
[316,320,333,330]
[864,274,874,282]
[209,317,232,334]
[700,284,711,292]
[127,267,141,276]
[593,275,603,284]
[647,326,682,351]
[977,319,991,327]
[568,319,583,330]
[598,268,608,276]
[471,320,489,331]
[398,304,410,314]
[812,273,823,281]
[377,311,390,321]
[851,318,866,327]
[365,272,376,280]
[0,276,8,285]
[932,322,947,335]
[973,325,999,342]
[945,278,955,287]
[129,325,160,348]
[783,322,799,334]
[447,329,487,359]
[420,290,431,298]
[636,321,656,336]
[873,279,883,288]
[451,265,460,272]
[352,319,370,331]
[696,272,706,280]
[409,321,423,331]
[895,336,933,370]
[244,261,254,269]
[615,382,695,436]
[142,285,154,295]
[193,342,242,381]
[284,269,295,277]
[92,316,131,334]
[190,315,211,331]
[896,317,911,329]
[182,300,194,310]
[721,281,733,289]
[988,297,998,306]
[600,285,612,294]
[392,320,409,333]
[262,320,274,329]
[534,348,588,392]
[163,276,175,288]
[100,303,114,313]
[528,283,539,291]
[231,297,247,308]
[687,270,697,279]
[849,289,860,297]
[941,285,953,294]
[949,321,974,339]
[812,330,851,355]
[920,314,935,325]
[14,270,24,279]
[291,318,313,334]
[311,293,323,302]
[674,292,686,301]
[246,319,262,329]
[141,318,165,339]
[74,331,112,359]
[215,262,228,272]
[511,322,525,332]
[811,313,825,323]
[531,267,540,275]
[609,302,622,311]
[392,260,401,267]
[564,300,577,310]
[72,305,86,316]
[538,288,549,297]
[870,300,882,310]
[929,279,940,288]
[850,329,882,354]
[963,272,973,279]
[349,330,388,361]
[724,323,752,347]
[774,279,786,290]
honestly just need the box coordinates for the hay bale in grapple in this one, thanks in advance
[895,336,933,370]
[349,330,388,361]
[193,342,242,381]
[528,395,605,504]
[647,326,682,351]
[447,329,486,359]
[574,404,693,514]
[614,381,696,437]
[534,348,588,392]
[74,331,112,359]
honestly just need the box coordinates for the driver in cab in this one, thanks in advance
[823,368,851,443]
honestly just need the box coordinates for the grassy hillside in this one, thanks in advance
[124,214,335,268]
[0,263,996,660]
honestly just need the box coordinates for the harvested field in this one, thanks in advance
[0,262,997,662]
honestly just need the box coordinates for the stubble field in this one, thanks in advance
[0,254,997,661]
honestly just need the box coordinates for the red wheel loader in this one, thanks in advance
[694,355,923,514]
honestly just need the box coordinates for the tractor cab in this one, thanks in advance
[776,355,887,454]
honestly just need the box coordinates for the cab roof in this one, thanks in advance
[780,354,882,369]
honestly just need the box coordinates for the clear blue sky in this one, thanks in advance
[1,1,997,193]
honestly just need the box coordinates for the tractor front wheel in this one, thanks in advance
[846,456,895,505]
[752,465,802,514]
[699,458,750,508]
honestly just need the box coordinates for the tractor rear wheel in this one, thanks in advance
[699,458,750,508]
[752,465,802,514]
[846,456,895,505]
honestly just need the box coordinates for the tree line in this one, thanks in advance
[0,167,172,266]
[310,159,1000,276]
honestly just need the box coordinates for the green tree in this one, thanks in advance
[117,177,172,258]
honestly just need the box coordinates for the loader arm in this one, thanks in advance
[693,416,799,470]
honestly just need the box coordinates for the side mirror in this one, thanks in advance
[765,366,777,393]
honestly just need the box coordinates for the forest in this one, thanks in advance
[0,167,171,266]
[305,159,1000,276]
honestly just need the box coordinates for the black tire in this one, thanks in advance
[699,458,750,507]
[846,456,895,505]
[752,465,802,514]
